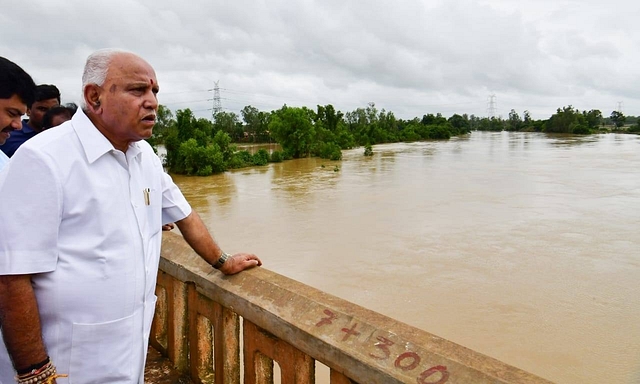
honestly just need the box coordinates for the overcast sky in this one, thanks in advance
[1,0,638,120]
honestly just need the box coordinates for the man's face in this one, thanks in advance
[0,94,27,145]
[27,98,59,132]
[95,53,159,150]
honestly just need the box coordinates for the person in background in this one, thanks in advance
[64,102,78,115]
[0,84,60,157]
[42,105,74,129]
[0,57,36,171]
[0,48,261,384]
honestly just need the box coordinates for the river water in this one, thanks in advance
[168,132,640,384]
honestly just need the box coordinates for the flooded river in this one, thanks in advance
[169,132,640,383]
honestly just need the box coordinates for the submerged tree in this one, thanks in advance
[610,111,626,129]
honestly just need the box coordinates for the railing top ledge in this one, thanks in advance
[159,232,554,384]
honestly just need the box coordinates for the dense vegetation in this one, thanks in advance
[147,102,639,176]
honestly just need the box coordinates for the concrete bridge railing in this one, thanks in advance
[150,232,553,384]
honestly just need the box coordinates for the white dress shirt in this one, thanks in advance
[0,150,8,172]
[0,108,191,384]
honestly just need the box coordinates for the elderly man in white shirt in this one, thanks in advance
[0,57,36,172]
[0,49,262,384]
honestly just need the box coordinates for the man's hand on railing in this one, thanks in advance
[175,211,262,275]
[219,252,262,275]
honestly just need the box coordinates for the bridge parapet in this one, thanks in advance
[151,232,554,384]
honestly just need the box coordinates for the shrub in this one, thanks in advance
[270,150,283,162]
[252,149,270,166]
[572,124,591,135]
[426,125,451,140]
[628,125,640,133]
[364,144,373,156]
[196,165,213,176]
[229,150,253,169]
[175,139,225,175]
[315,142,342,160]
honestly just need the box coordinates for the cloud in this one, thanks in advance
[1,0,638,120]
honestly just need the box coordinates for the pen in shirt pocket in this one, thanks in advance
[143,188,151,205]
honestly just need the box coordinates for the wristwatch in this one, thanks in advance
[213,252,230,269]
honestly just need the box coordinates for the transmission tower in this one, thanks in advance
[487,94,497,118]
[212,81,222,118]
[616,101,624,114]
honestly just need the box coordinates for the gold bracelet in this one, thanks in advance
[16,362,68,384]
[44,374,68,384]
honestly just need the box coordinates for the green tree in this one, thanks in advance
[507,109,522,131]
[174,138,225,176]
[146,104,175,149]
[213,130,234,163]
[546,106,587,133]
[269,150,284,162]
[399,120,421,142]
[477,117,504,131]
[344,107,369,145]
[175,108,198,142]
[164,108,197,169]
[583,109,602,130]
[521,110,535,131]
[269,105,315,158]
[316,104,355,148]
[214,111,242,141]
[316,104,342,133]
[610,111,626,129]
[315,142,342,160]
[164,108,236,175]
[241,105,271,142]
[376,109,399,143]
[252,148,270,166]
[448,113,470,134]
[156,105,175,135]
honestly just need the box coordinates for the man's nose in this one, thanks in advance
[145,91,158,109]
[11,118,22,130]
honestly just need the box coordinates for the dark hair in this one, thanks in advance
[0,56,36,106]
[65,102,78,114]
[34,84,61,106]
[42,105,74,129]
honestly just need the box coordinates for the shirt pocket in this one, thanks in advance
[69,314,135,383]
[146,187,162,237]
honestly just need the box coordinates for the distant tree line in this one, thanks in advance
[496,107,638,134]
[147,102,639,176]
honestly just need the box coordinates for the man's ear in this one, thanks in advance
[84,84,102,113]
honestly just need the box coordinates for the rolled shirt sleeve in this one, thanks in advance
[0,146,62,274]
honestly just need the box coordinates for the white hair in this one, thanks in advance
[80,48,132,109]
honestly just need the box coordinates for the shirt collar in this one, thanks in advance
[72,108,143,164]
